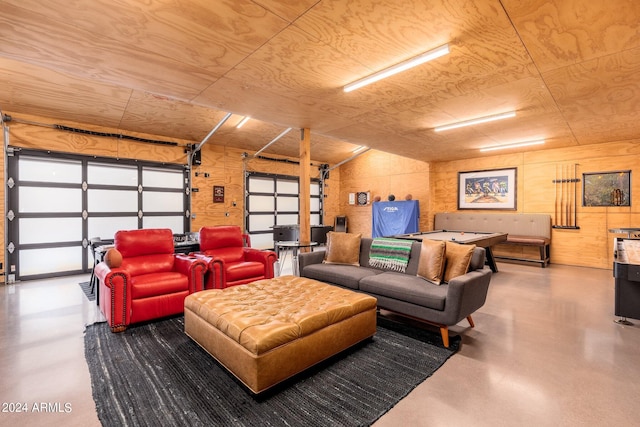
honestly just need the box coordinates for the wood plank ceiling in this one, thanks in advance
[1,0,639,165]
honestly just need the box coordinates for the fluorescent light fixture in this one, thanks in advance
[352,145,368,153]
[344,44,450,92]
[480,139,545,152]
[236,116,250,128]
[434,111,516,132]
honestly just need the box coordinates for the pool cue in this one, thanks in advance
[570,165,573,226]
[569,164,573,227]
[568,164,571,226]
[564,164,568,226]
[560,164,564,226]
[568,165,575,227]
[554,165,558,226]
[573,163,578,227]
[570,164,574,226]
[566,164,571,227]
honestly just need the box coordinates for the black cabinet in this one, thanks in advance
[311,225,334,244]
[272,225,299,242]
[613,262,640,321]
[271,225,333,244]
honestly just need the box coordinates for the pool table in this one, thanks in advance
[393,230,507,272]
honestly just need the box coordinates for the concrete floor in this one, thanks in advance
[1,260,639,426]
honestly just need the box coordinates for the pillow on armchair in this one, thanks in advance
[323,232,361,266]
[104,248,123,268]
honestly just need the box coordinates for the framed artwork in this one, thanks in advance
[582,170,631,207]
[458,167,517,210]
[213,185,225,203]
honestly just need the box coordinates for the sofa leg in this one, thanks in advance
[466,315,475,328]
[111,325,127,333]
[439,326,449,348]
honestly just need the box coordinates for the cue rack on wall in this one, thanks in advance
[552,163,580,229]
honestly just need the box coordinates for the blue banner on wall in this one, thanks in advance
[372,200,420,238]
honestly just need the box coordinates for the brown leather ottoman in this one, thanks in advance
[184,275,377,394]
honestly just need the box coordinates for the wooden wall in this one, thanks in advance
[1,113,336,281]
[3,112,639,277]
[190,145,244,231]
[338,150,432,236]
[429,141,640,269]
[191,148,332,232]
[335,140,640,270]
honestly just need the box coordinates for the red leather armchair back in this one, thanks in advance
[194,225,277,289]
[199,226,245,263]
[116,228,174,257]
[115,228,175,276]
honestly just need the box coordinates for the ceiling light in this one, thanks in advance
[434,111,516,132]
[352,145,368,153]
[236,116,250,128]
[479,139,545,152]
[344,44,450,93]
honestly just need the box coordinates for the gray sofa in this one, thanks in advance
[298,237,492,347]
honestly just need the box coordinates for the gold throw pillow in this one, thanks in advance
[323,232,361,266]
[443,241,476,283]
[417,239,446,285]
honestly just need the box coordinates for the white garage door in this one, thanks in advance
[245,172,322,249]
[5,148,188,281]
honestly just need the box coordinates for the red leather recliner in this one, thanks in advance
[94,228,207,332]
[193,225,278,289]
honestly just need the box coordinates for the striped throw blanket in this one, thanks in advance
[368,238,413,272]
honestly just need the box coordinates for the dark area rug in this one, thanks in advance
[79,281,96,301]
[84,315,460,427]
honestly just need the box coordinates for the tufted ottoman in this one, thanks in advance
[184,275,377,394]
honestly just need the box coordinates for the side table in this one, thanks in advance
[275,241,318,276]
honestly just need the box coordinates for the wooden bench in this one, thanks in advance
[434,213,551,268]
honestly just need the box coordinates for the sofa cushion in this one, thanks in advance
[121,253,175,277]
[359,272,447,311]
[444,242,475,283]
[323,232,361,266]
[225,261,265,282]
[131,272,189,299]
[302,263,381,290]
[417,239,446,285]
